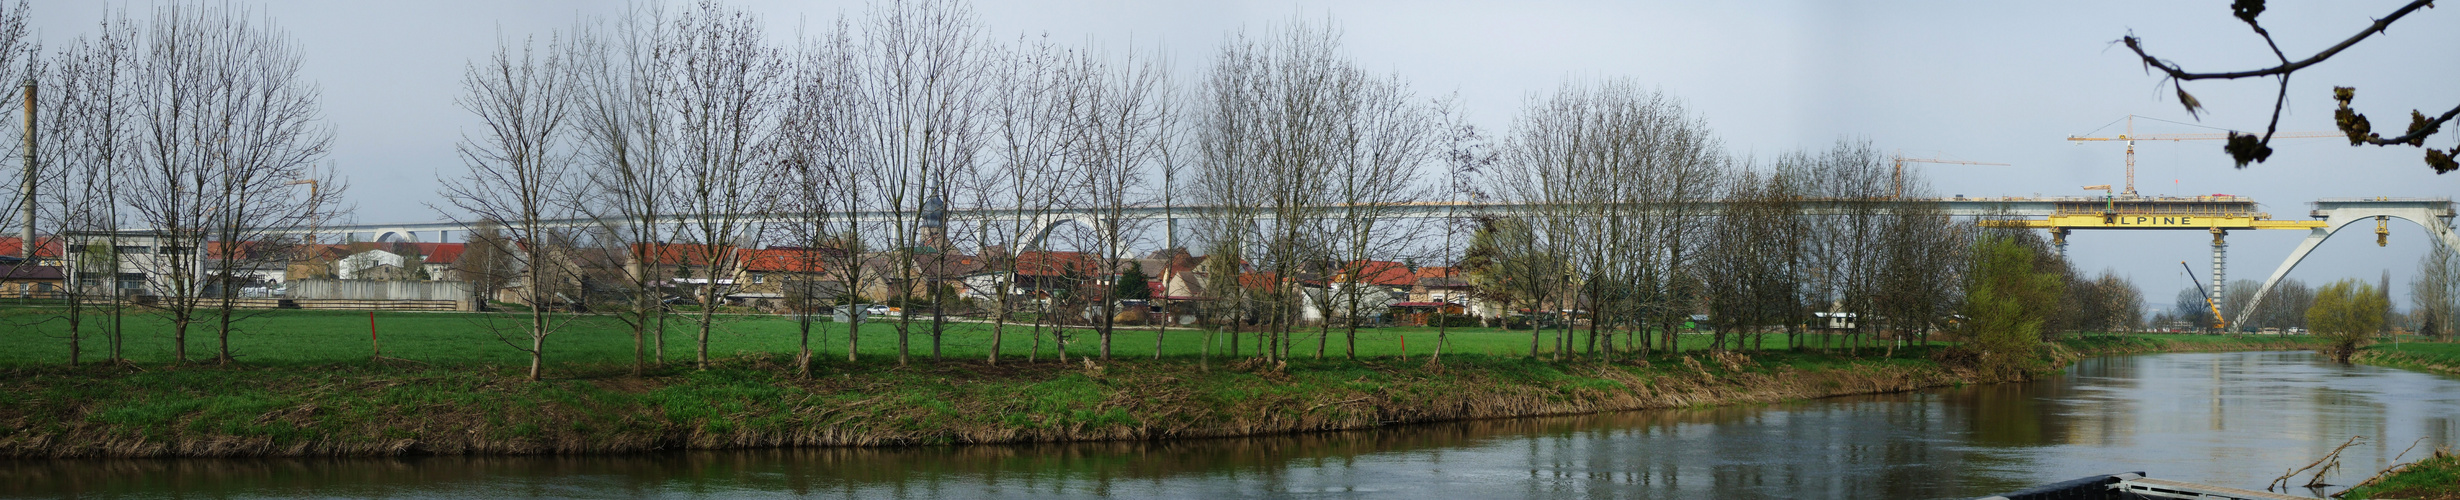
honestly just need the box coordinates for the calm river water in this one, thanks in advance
[7,350,2458,499]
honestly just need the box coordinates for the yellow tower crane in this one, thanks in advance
[2066,115,2340,197]
[1890,154,2008,198]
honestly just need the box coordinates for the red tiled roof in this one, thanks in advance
[629,243,737,266]
[1010,251,1104,277]
[0,236,65,259]
[1334,260,1417,287]
[1234,272,1287,289]
[742,248,829,273]
[1414,266,1458,279]
[420,243,466,264]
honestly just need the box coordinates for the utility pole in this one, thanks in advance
[19,78,33,261]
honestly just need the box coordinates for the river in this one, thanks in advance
[6,350,2456,499]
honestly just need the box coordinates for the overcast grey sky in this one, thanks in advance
[25,0,2460,307]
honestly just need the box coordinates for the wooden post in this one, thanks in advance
[369,311,381,359]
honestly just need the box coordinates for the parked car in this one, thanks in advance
[833,304,892,322]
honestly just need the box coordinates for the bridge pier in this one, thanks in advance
[2210,228,2227,329]
[2050,228,2069,259]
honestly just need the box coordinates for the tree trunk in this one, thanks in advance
[529,332,545,381]
[989,318,1006,366]
[844,315,860,363]
[530,306,548,381]
[797,315,813,377]
[697,301,715,369]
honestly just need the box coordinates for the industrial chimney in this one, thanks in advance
[18,78,31,261]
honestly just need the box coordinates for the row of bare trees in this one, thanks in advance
[1184,19,1446,363]
[440,3,2081,377]
[5,2,344,366]
[444,1,799,380]
[440,0,1187,378]
[6,1,2137,378]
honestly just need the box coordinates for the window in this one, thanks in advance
[752,273,767,284]
[114,246,149,254]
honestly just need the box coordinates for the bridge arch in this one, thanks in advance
[1021,214,1132,257]
[372,229,420,244]
[2236,203,2460,327]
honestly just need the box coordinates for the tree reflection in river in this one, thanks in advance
[5,351,2455,499]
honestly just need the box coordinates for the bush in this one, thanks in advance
[2308,279,2386,363]
[1952,235,2064,377]
[1426,314,1482,328]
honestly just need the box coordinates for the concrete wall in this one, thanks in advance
[289,279,472,303]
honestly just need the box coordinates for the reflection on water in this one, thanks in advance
[7,351,2457,499]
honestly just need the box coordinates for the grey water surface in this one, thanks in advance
[7,350,2456,499]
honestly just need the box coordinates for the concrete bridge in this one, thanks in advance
[297,196,2082,244]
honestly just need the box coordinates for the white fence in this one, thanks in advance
[288,279,472,301]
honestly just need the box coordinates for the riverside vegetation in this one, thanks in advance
[0,306,2334,459]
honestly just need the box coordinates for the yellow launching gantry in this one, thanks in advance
[1981,193,2327,331]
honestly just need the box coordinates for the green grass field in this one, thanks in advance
[2370,340,2460,362]
[0,306,1943,368]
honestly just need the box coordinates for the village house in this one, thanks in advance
[0,263,63,298]
[958,250,1114,312]
[0,236,68,298]
[733,247,844,310]
[1311,260,1418,324]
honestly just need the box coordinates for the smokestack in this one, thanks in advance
[18,78,32,261]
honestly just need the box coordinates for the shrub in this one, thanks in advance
[2307,279,2386,363]
[1426,314,1481,328]
[1952,235,2064,377]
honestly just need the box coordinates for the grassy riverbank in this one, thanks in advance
[2352,341,2460,376]
[0,307,2333,458]
[2341,450,2460,500]
[2343,341,2460,499]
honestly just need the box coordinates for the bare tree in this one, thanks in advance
[1871,183,1968,349]
[1699,166,1808,354]
[1312,71,1437,360]
[0,0,32,264]
[1187,25,1272,361]
[850,0,986,365]
[570,4,678,374]
[1049,43,1169,361]
[1191,18,1368,362]
[1786,142,1891,354]
[1458,215,1564,356]
[1499,80,1722,360]
[122,3,338,364]
[664,0,788,369]
[1426,103,1497,365]
[2414,241,2459,339]
[2119,0,2455,172]
[774,18,864,374]
[970,34,1084,365]
[439,31,575,381]
[23,12,133,366]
